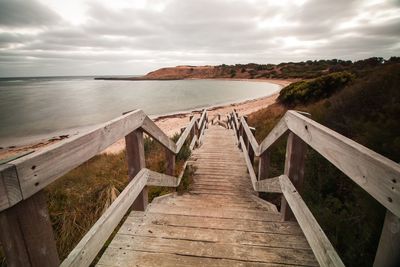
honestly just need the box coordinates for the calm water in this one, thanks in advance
[0,76,280,145]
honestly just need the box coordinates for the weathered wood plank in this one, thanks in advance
[126,129,147,211]
[281,132,308,221]
[141,116,176,153]
[148,203,282,221]
[130,211,303,235]
[147,169,178,187]
[98,249,297,267]
[285,110,400,217]
[176,117,197,153]
[0,164,22,211]
[0,191,59,267]
[258,115,288,156]
[239,136,257,190]
[118,217,311,249]
[280,175,344,267]
[256,176,282,193]
[60,169,149,267]
[373,210,400,267]
[241,117,259,156]
[9,109,146,200]
[108,235,318,266]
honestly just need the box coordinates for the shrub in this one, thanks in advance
[278,71,354,105]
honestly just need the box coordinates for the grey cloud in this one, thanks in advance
[0,0,399,77]
[0,0,60,27]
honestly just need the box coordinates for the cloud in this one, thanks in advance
[0,0,399,77]
[0,0,60,27]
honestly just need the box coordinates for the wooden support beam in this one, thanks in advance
[125,129,147,211]
[258,150,270,181]
[0,191,59,267]
[165,148,176,177]
[249,127,256,165]
[281,132,307,221]
[373,210,400,267]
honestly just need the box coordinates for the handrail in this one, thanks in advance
[230,109,400,267]
[230,110,400,217]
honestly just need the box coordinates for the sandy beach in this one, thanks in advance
[0,78,291,160]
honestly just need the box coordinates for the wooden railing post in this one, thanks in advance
[0,190,59,267]
[249,127,256,165]
[281,132,307,221]
[125,129,147,211]
[165,148,176,176]
[373,210,400,267]
[258,150,270,181]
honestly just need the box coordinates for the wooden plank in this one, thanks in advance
[8,109,146,200]
[118,218,311,250]
[281,132,307,221]
[256,177,282,193]
[258,150,271,180]
[107,235,318,266]
[165,148,175,176]
[257,115,288,156]
[125,129,147,211]
[239,136,257,190]
[0,164,23,211]
[141,116,176,153]
[373,210,400,267]
[279,175,344,267]
[176,117,196,153]
[285,110,400,217]
[147,169,178,187]
[241,117,259,156]
[98,249,295,267]
[0,191,59,267]
[60,169,149,267]
[130,211,303,235]
[148,203,282,221]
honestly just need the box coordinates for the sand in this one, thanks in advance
[0,78,290,160]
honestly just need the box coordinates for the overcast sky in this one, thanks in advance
[0,0,399,77]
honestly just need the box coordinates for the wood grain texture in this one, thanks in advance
[241,116,259,156]
[9,109,146,200]
[279,175,344,267]
[0,164,22,211]
[256,176,282,193]
[281,132,308,221]
[0,191,59,267]
[373,210,400,267]
[257,114,289,156]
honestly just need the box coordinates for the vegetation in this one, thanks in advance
[216,56,400,80]
[278,71,354,105]
[248,62,400,267]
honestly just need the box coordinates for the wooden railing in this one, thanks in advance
[0,109,208,267]
[227,110,400,267]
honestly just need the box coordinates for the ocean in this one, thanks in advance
[0,76,280,146]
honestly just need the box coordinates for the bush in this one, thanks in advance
[278,71,354,105]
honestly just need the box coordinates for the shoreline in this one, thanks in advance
[0,78,290,160]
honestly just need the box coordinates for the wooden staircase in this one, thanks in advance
[1,108,399,267]
[97,125,318,266]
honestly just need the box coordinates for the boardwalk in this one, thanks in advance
[97,125,318,266]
